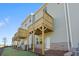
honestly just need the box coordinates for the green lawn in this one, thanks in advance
[2,47,36,56]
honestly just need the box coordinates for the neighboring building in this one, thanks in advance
[12,3,79,55]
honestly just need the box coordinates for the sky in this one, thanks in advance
[0,3,43,46]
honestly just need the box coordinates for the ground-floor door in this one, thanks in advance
[45,37,50,50]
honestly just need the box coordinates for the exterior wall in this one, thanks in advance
[68,3,79,48]
[45,36,50,50]
[17,41,20,48]
[24,39,28,45]
[28,34,33,48]
[21,15,33,29]
[46,3,68,50]
[17,39,24,48]
[13,41,18,46]
[21,39,28,50]
[35,35,41,49]
[25,16,32,29]
[50,42,68,51]
[21,23,26,29]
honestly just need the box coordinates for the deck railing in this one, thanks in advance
[28,10,54,33]
[17,28,27,39]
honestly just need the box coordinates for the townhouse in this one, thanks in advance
[12,3,79,55]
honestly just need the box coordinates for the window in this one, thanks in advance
[36,38,39,44]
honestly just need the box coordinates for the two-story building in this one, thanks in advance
[12,3,79,56]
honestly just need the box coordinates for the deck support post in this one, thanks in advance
[42,26,45,55]
[27,32,29,51]
[32,31,35,52]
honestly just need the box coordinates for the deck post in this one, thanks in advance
[32,31,35,52]
[27,32,29,51]
[42,26,45,55]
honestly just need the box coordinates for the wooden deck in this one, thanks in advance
[12,32,19,41]
[28,8,54,55]
[28,11,54,35]
[17,28,27,39]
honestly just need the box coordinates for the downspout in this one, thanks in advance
[64,3,73,51]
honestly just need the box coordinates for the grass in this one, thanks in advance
[2,47,36,56]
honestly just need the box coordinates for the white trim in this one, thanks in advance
[64,3,73,51]
[66,3,73,48]
[64,3,70,51]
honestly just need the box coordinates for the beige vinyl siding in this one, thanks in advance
[45,3,68,50]
[47,3,68,43]
[68,3,79,48]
